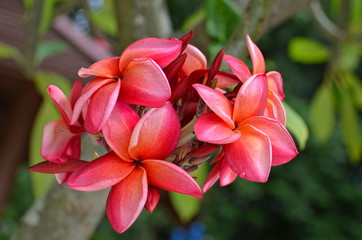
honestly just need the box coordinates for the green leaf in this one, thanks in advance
[169,163,207,224]
[284,102,309,150]
[338,43,360,71]
[34,40,68,66]
[288,37,330,64]
[339,84,362,163]
[309,82,336,143]
[206,0,242,57]
[29,71,72,198]
[0,41,24,66]
[181,8,206,33]
[343,72,362,109]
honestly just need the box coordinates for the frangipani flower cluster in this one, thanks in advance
[29,32,298,233]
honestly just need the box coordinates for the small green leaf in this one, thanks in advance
[181,8,206,33]
[338,43,360,71]
[284,102,309,150]
[343,71,362,109]
[169,163,207,224]
[339,84,362,163]
[288,37,330,64]
[0,41,24,66]
[309,82,336,143]
[35,40,68,66]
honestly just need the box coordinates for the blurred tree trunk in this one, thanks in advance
[12,0,316,239]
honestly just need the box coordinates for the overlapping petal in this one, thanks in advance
[106,167,148,233]
[224,124,272,182]
[119,58,171,107]
[246,34,266,74]
[119,38,182,71]
[71,77,115,125]
[182,44,207,76]
[267,71,285,100]
[232,74,268,123]
[202,162,221,193]
[242,117,298,166]
[47,85,72,124]
[41,119,80,163]
[129,102,180,160]
[219,159,237,186]
[224,54,251,82]
[142,160,202,199]
[193,84,234,129]
[67,151,134,191]
[28,159,88,174]
[103,101,140,161]
[194,113,241,144]
[264,90,286,126]
[145,187,160,213]
[84,80,121,133]
[78,57,121,78]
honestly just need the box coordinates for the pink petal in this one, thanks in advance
[145,187,160,213]
[119,58,171,107]
[119,38,182,71]
[142,160,202,199]
[264,90,286,126]
[69,80,83,108]
[194,113,241,144]
[267,71,285,100]
[246,34,266,74]
[84,80,121,133]
[219,159,237,186]
[202,162,221,193]
[242,116,298,166]
[67,151,134,191]
[182,44,207,76]
[47,85,72,125]
[103,100,140,161]
[193,84,234,129]
[78,57,121,78]
[106,167,148,233]
[224,124,272,182]
[71,77,115,126]
[129,102,180,160]
[224,54,251,82]
[233,74,268,123]
[41,119,80,163]
[55,173,70,184]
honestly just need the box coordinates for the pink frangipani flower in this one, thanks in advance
[72,38,183,133]
[67,101,202,233]
[193,74,298,183]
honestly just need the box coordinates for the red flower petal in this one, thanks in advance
[69,80,83,108]
[129,102,180,160]
[242,116,298,166]
[28,159,88,174]
[119,38,182,71]
[47,85,72,125]
[106,167,148,233]
[145,187,160,213]
[264,90,286,126]
[195,113,241,144]
[84,80,121,133]
[219,159,237,186]
[182,44,207,76]
[67,151,134,191]
[142,160,202,199]
[202,162,221,193]
[103,100,140,161]
[78,57,121,78]
[267,71,285,100]
[119,58,171,107]
[41,119,80,163]
[224,124,272,182]
[246,34,266,74]
[193,84,234,129]
[233,74,268,123]
[224,54,251,82]
[71,77,115,126]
